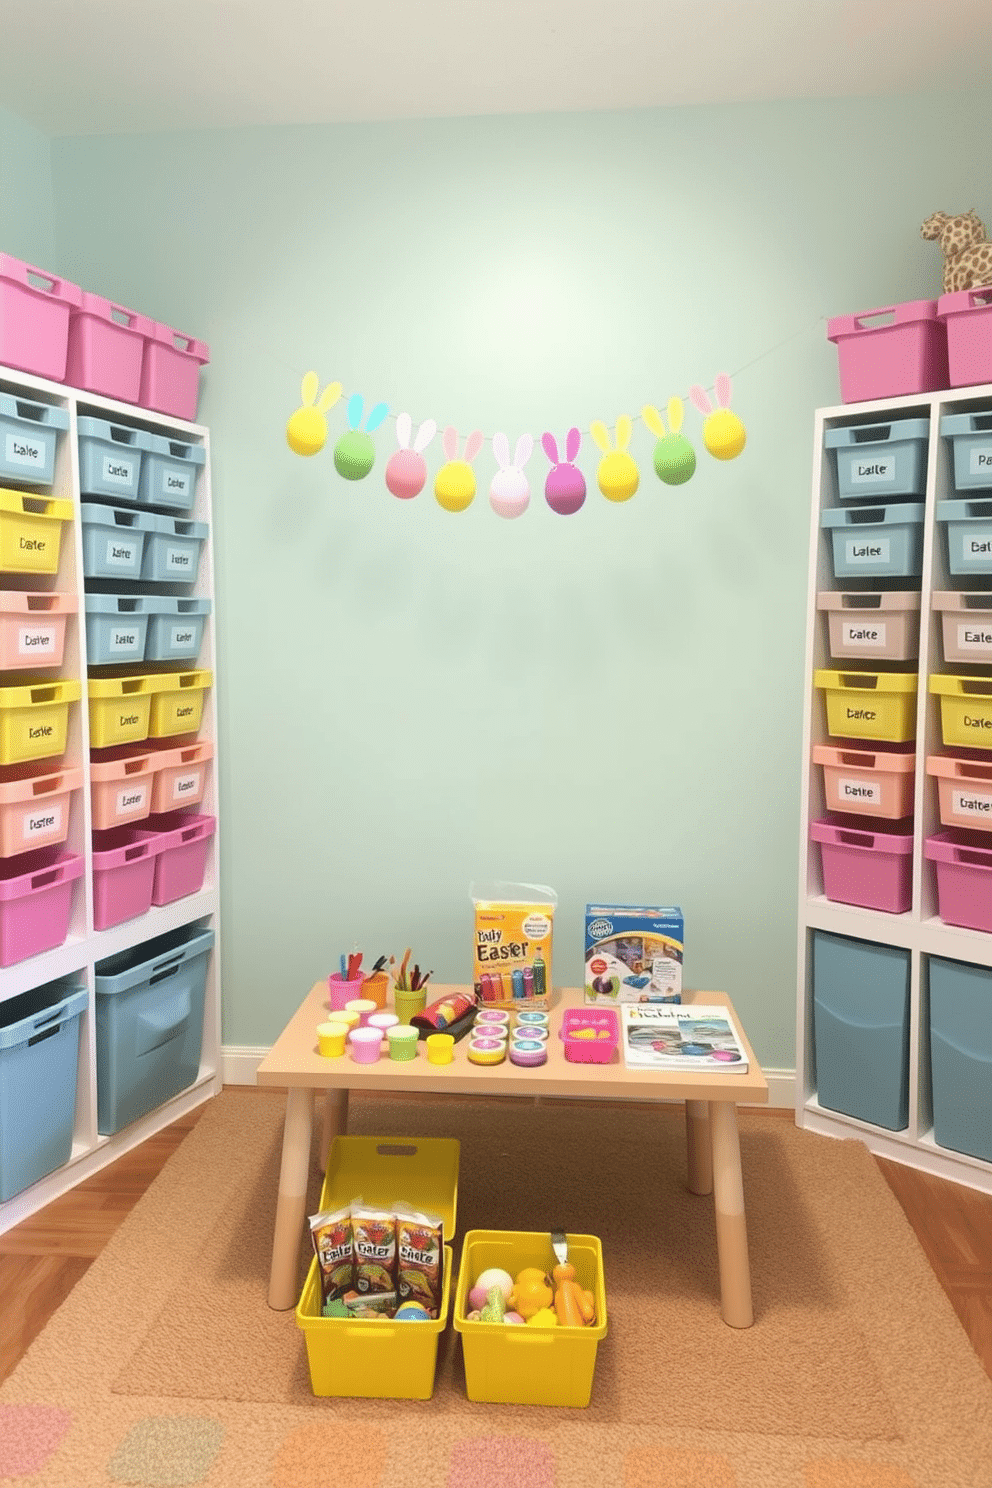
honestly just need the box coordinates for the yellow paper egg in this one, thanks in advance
[434,460,477,512]
[703,410,747,461]
[597,451,639,502]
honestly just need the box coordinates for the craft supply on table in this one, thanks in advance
[516,1009,549,1028]
[475,1007,510,1028]
[349,1026,383,1064]
[509,1036,548,1067]
[331,1009,360,1032]
[368,1011,399,1035]
[317,1021,348,1058]
[560,1007,620,1064]
[471,880,557,1010]
[411,989,479,1041]
[468,1035,508,1066]
[345,998,377,1026]
[394,987,427,1023]
[387,1024,419,1061]
[426,1032,454,1065]
[584,904,684,1005]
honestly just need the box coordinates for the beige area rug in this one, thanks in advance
[3,1089,992,1488]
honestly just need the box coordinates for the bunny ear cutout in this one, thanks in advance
[317,380,342,414]
[514,433,534,468]
[641,404,665,439]
[590,420,612,454]
[715,373,732,408]
[542,432,560,464]
[347,392,364,430]
[301,370,319,407]
[565,427,581,462]
[689,385,713,416]
[395,412,412,450]
[667,396,685,435]
[463,430,484,465]
[442,426,459,461]
[615,415,633,452]
[413,419,437,454]
[365,401,389,433]
[492,432,510,469]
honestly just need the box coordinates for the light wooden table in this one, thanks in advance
[256,986,768,1326]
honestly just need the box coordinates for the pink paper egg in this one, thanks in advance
[386,448,427,499]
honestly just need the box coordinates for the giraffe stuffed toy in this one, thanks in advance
[921,210,992,293]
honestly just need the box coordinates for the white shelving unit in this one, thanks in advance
[797,380,992,1196]
[0,361,221,1234]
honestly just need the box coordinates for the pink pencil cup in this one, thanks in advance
[327,972,364,1012]
[349,1026,383,1064]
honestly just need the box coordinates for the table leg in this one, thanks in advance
[685,1099,713,1195]
[320,1088,349,1173]
[267,1085,315,1311]
[709,1100,754,1328]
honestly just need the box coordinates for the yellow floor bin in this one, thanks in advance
[295,1135,460,1399]
[453,1230,608,1407]
[814,669,918,743]
[87,676,157,749]
[0,490,73,576]
[147,670,212,739]
[929,673,992,749]
[0,679,81,766]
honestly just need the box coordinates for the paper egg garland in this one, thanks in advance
[541,428,586,515]
[386,413,437,499]
[689,374,746,461]
[435,427,484,512]
[642,397,697,486]
[489,432,533,519]
[590,416,639,502]
[286,372,342,456]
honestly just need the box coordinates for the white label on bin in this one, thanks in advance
[851,455,895,484]
[23,803,61,841]
[952,787,992,819]
[164,544,193,574]
[104,536,138,569]
[162,469,191,500]
[5,433,44,468]
[845,537,890,565]
[962,531,992,561]
[841,620,886,648]
[837,776,882,806]
[956,622,992,651]
[169,625,195,651]
[969,448,992,476]
[17,624,57,657]
[115,783,148,816]
[109,626,141,653]
[172,770,201,803]
[102,454,134,487]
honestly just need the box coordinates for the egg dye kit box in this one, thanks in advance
[585,905,684,1005]
[471,881,556,1009]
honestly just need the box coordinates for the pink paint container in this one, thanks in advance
[368,1012,399,1036]
[349,1026,383,1064]
[326,972,363,1011]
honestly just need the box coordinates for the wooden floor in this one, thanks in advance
[2,1096,992,1385]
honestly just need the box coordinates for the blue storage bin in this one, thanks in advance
[144,597,211,664]
[928,956,992,1163]
[825,418,930,501]
[137,433,205,512]
[140,513,208,584]
[0,393,69,488]
[76,416,147,503]
[812,930,910,1131]
[940,411,992,493]
[0,977,86,1201]
[821,503,925,580]
[85,594,152,666]
[94,920,214,1135]
[80,503,158,581]
[936,498,992,576]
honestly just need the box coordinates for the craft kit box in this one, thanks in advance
[584,905,684,1004]
[471,881,556,1008]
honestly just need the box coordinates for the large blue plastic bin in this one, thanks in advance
[137,433,205,512]
[0,393,69,488]
[821,504,924,580]
[936,498,992,577]
[0,977,86,1200]
[76,416,146,503]
[140,513,208,584]
[94,920,213,1135]
[85,594,152,666]
[812,930,910,1130]
[940,411,992,493]
[144,597,211,664]
[81,502,158,581]
[928,956,992,1163]
[825,417,930,502]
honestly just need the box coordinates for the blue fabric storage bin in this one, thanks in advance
[940,411,992,493]
[137,433,205,512]
[76,416,147,503]
[140,513,208,584]
[0,977,86,1201]
[80,503,158,581]
[85,594,153,666]
[0,393,69,488]
[928,956,992,1163]
[821,503,925,580]
[144,597,211,664]
[825,417,930,501]
[936,498,992,576]
[94,921,214,1135]
[812,930,910,1130]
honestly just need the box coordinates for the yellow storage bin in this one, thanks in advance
[87,675,156,749]
[453,1230,608,1407]
[295,1135,460,1399]
[0,489,73,576]
[0,679,81,765]
[147,669,212,739]
[814,669,918,743]
[929,673,992,748]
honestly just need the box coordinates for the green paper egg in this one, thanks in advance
[333,430,376,480]
[654,434,696,486]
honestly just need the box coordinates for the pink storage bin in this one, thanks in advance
[148,739,213,814]
[827,300,948,404]
[139,322,209,422]
[560,1007,619,1064]
[937,287,992,389]
[65,293,155,404]
[0,590,77,670]
[0,846,83,966]
[812,743,915,820]
[927,755,992,833]
[925,830,992,932]
[91,826,159,930]
[148,810,215,906]
[0,766,81,857]
[0,256,82,381]
[90,752,155,831]
[810,815,914,913]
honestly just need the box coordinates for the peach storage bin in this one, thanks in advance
[0,591,76,670]
[926,754,992,833]
[146,670,212,741]
[90,752,156,831]
[0,766,82,857]
[816,591,920,663]
[932,592,992,666]
[812,743,916,820]
[0,491,73,576]
[148,740,213,813]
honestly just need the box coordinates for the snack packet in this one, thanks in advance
[395,1203,444,1319]
[352,1202,398,1311]
[309,1203,355,1306]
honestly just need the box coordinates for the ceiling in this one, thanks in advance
[2,0,991,137]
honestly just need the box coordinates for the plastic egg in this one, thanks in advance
[474,1267,514,1301]
[504,1311,525,1325]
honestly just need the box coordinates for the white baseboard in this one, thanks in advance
[221,1046,797,1109]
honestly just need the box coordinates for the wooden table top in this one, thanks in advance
[256,985,769,1105]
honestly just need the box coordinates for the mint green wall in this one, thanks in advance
[0,106,54,268]
[48,88,991,1063]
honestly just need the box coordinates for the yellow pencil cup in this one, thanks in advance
[426,1033,454,1065]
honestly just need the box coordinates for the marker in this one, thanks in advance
[523,966,534,997]
[491,971,505,1001]
[532,951,546,997]
[511,968,525,999]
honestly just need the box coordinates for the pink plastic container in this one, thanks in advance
[827,300,948,403]
[0,255,82,381]
[812,743,916,820]
[327,972,365,1012]
[91,826,158,930]
[0,766,81,857]
[149,740,212,814]
[925,831,992,931]
[938,288,992,389]
[149,811,215,906]
[348,1026,383,1064]
[65,293,155,403]
[0,591,77,670]
[89,752,155,831]
[0,847,83,965]
[139,322,210,422]
[560,1007,620,1064]
[927,754,992,832]
[810,816,914,913]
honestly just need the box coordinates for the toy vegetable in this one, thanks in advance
[552,1263,596,1327]
[508,1267,554,1320]
[479,1285,506,1323]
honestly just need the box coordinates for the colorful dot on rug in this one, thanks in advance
[271,1423,387,1488]
[623,1446,737,1488]
[447,1437,556,1488]
[106,1416,224,1486]
[0,1404,72,1477]
[804,1462,920,1488]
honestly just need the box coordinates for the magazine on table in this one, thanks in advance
[621,1003,749,1072]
